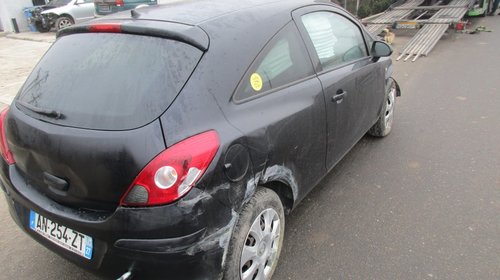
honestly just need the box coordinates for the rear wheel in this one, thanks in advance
[223,188,285,280]
[56,16,73,31]
[368,78,397,137]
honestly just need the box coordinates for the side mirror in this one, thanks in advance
[75,0,84,4]
[371,41,393,61]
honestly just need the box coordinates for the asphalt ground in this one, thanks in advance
[0,16,499,280]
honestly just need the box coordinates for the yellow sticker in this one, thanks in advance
[250,73,263,92]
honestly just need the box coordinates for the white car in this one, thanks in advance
[41,0,95,31]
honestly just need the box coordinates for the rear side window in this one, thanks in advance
[234,23,314,101]
[17,33,202,130]
[301,12,367,71]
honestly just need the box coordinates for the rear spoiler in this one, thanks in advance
[57,19,209,51]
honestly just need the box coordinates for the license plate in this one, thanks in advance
[98,5,111,12]
[29,210,93,260]
[395,21,419,29]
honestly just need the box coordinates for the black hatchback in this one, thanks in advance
[0,0,400,279]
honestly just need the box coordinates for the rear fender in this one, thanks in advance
[258,165,298,203]
[238,163,298,212]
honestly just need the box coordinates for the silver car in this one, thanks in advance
[41,0,95,30]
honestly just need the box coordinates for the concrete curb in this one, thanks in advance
[4,32,55,43]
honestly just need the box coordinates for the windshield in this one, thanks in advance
[46,0,72,6]
[17,33,202,130]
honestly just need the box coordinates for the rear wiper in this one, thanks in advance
[16,101,65,120]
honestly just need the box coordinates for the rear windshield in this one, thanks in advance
[17,33,202,130]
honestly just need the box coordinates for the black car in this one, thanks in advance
[0,0,400,279]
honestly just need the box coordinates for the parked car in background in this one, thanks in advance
[94,0,157,16]
[29,6,56,32]
[1,0,400,279]
[31,0,95,32]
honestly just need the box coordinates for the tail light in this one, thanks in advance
[88,23,121,33]
[120,131,219,206]
[116,0,124,6]
[0,108,15,165]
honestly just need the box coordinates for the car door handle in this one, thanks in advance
[332,90,347,103]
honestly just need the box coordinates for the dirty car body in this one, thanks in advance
[0,0,400,279]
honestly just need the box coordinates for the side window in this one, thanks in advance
[301,12,368,71]
[234,23,314,101]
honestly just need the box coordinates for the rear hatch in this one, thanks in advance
[7,27,203,211]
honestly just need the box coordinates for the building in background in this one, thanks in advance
[0,0,46,32]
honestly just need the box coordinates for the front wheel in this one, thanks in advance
[55,16,73,31]
[223,188,285,280]
[368,78,397,137]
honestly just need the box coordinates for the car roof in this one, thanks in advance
[117,0,335,26]
[59,0,340,52]
[86,0,340,52]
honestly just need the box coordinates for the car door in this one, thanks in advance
[226,22,327,201]
[70,0,95,23]
[293,6,384,170]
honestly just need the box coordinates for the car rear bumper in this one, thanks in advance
[0,162,233,279]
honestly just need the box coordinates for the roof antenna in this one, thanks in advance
[131,9,140,18]
[131,4,148,18]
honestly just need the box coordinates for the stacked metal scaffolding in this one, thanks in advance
[364,0,474,62]
[365,0,426,35]
[397,0,473,61]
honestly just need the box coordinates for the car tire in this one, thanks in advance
[368,78,397,137]
[223,187,285,280]
[56,16,74,31]
[35,21,51,33]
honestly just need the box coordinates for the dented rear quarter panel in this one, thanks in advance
[166,3,330,212]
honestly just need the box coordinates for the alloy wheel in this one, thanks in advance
[58,18,72,30]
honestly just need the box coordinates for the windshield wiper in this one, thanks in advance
[16,101,65,120]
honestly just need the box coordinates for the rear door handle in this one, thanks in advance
[332,89,347,103]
